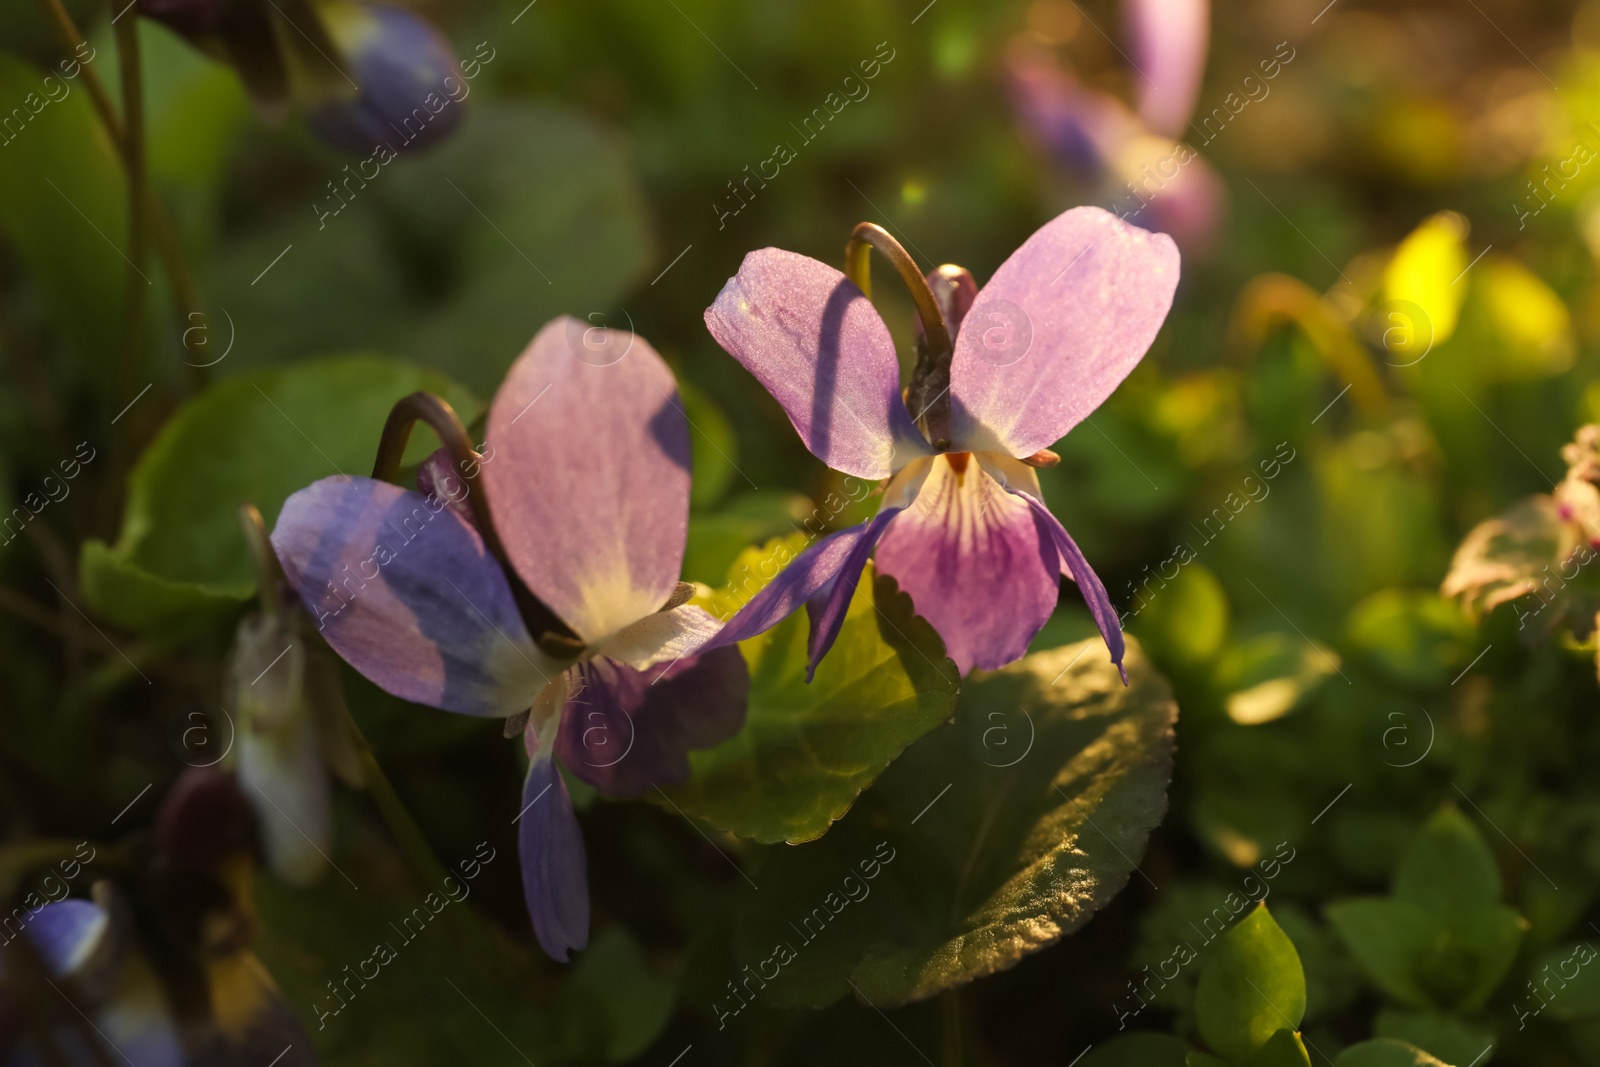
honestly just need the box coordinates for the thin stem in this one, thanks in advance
[370,392,577,652]
[940,988,964,1067]
[238,503,283,621]
[112,12,148,419]
[356,747,500,965]
[36,0,206,392]
[844,223,956,448]
[371,392,503,557]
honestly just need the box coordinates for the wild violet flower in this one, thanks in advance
[1005,0,1224,253]
[702,206,1179,679]
[271,318,748,960]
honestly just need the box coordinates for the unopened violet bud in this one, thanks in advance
[308,2,465,156]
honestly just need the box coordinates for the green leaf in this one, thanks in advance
[659,539,959,844]
[1325,900,1437,1007]
[1393,806,1500,914]
[567,927,675,1062]
[1082,1033,1192,1066]
[1374,1008,1494,1066]
[1130,562,1230,667]
[1383,211,1467,349]
[728,639,1176,1007]
[1219,632,1339,726]
[81,356,478,630]
[1248,1028,1313,1067]
[1531,940,1600,1020]
[1344,590,1473,688]
[1325,898,1524,1012]
[1195,904,1307,1065]
[0,52,127,363]
[1334,1039,1453,1067]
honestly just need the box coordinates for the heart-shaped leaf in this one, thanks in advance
[659,538,959,843]
[81,356,478,631]
[723,639,1176,1008]
[1195,904,1307,1065]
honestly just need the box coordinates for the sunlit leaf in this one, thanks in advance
[1334,1039,1453,1067]
[1383,212,1467,349]
[1477,256,1574,380]
[659,539,959,844]
[729,639,1176,1007]
[1194,904,1306,1065]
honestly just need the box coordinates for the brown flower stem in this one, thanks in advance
[844,222,956,448]
[36,0,206,393]
[112,12,148,426]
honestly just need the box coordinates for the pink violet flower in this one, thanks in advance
[270,318,748,961]
[701,206,1179,680]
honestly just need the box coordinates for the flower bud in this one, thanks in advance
[309,3,465,156]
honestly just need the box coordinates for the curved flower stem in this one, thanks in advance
[371,391,577,653]
[845,222,956,449]
[36,0,206,392]
[112,13,148,420]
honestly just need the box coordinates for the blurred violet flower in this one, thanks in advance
[0,899,186,1067]
[1006,0,1224,254]
[271,318,748,961]
[703,206,1179,679]
[309,3,467,155]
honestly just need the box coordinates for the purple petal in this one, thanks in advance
[556,647,749,796]
[948,207,1179,459]
[1127,0,1210,138]
[800,508,902,680]
[22,900,107,977]
[875,455,1059,673]
[1011,489,1127,683]
[1006,49,1140,175]
[485,318,691,645]
[517,757,589,961]
[272,475,551,716]
[705,249,929,479]
[706,511,901,663]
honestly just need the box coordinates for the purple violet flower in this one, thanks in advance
[270,318,748,961]
[702,206,1179,680]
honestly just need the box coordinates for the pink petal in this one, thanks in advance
[272,476,552,716]
[948,207,1179,459]
[485,318,692,645]
[705,249,929,479]
[1011,489,1127,683]
[874,455,1059,673]
[1127,0,1210,138]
